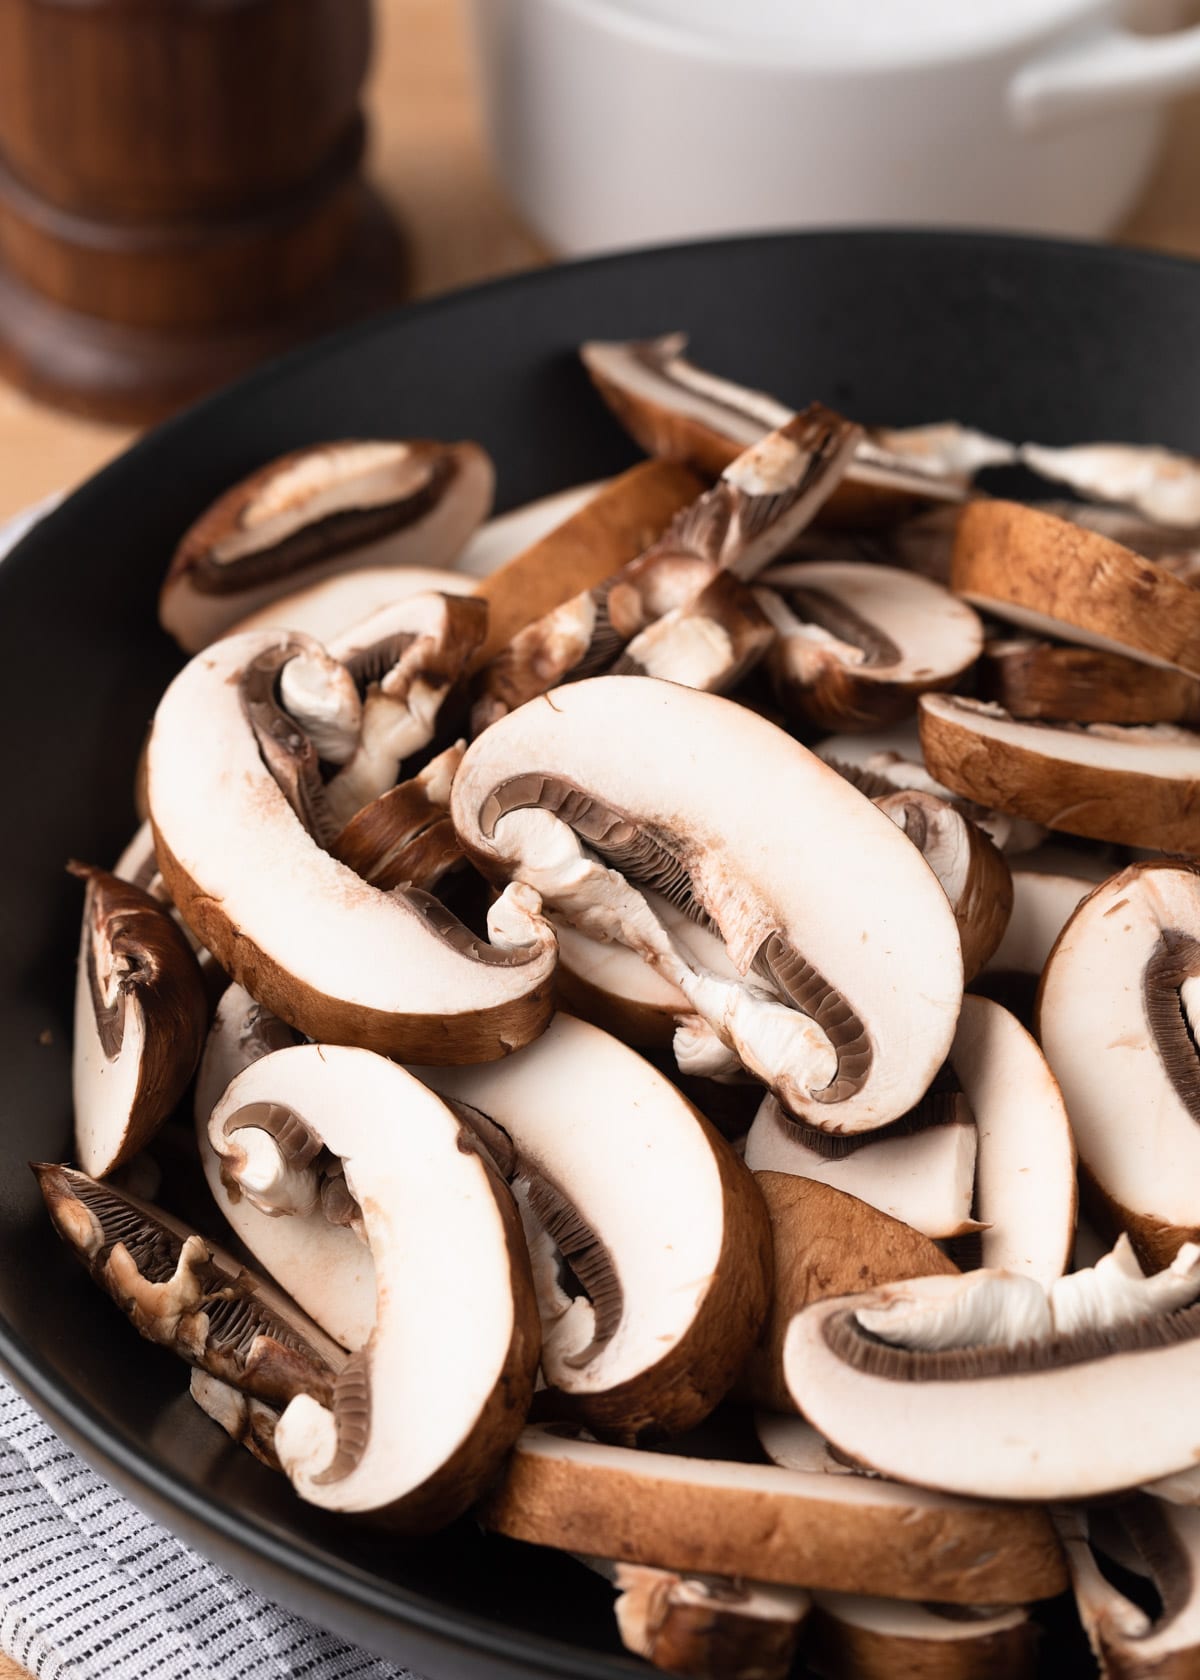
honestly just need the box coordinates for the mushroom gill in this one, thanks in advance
[1144,929,1200,1117]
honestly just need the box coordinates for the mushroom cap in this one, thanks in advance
[147,629,557,1061]
[71,864,209,1180]
[809,1594,1034,1680]
[452,676,963,1133]
[979,636,1200,727]
[413,1012,772,1440]
[1038,863,1200,1270]
[160,440,494,653]
[228,563,475,643]
[919,693,1200,854]
[479,1424,1066,1603]
[603,1560,809,1680]
[952,500,1200,676]
[209,1044,540,1526]
[758,560,983,733]
[455,481,606,578]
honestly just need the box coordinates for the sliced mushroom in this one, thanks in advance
[479,1425,1066,1603]
[227,563,476,642]
[35,1164,344,1408]
[209,1043,540,1526]
[744,1094,979,1242]
[1057,1497,1200,1680]
[193,983,376,1352]
[613,570,775,693]
[579,334,1012,522]
[329,742,464,893]
[1037,498,1200,577]
[919,694,1200,854]
[1038,863,1200,1271]
[952,500,1200,676]
[784,1249,1200,1499]
[552,888,742,1051]
[754,1413,859,1475]
[148,630,557,1061]
[413,1012,771,1440]
[979,636,1200,727]
[981,869,1096,989]
[757,561,982,732]
[189,1370,281,1470]
[808,1595,1035,1680]
[160,440,494,653]
[451,676,964,1133]
[875,790,1012,981]
[587,1556,810,1680]
[949,995,1076,1286]
[456,481,605,579]
[469,460,703,671]
[1020,440,1200,528]
[71,863,209,1180]
[740,1173,958,1413]
[472,407,861,727]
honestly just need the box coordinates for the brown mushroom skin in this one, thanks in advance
[611,1564,804,1680]
[979,640,1200,728]
[807,1605,1036,1680]
[740,1174,959,1414]
[71,862,210,1176]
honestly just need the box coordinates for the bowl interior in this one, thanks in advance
[4,230,1200,1677]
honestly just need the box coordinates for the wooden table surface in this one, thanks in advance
[4,4,1200,1676]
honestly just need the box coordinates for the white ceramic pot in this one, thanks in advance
[466,0,1200,254]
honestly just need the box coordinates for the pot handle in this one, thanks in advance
[1010,21,1200,133]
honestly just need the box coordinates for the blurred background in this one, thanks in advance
[3,0,1200,523]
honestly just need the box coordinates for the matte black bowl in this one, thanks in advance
[4,230,1198,1678]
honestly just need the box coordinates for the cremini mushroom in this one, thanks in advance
[227,563,476,643]
[451,676,964,1133]
[194,983,376,1352]
[413,1012,772,1440]
[480,1424,1066,1603]
[1020,440,1200,528]
[979,636,1200,727]
[160,440,495,652]
[585,1557,810,1680]
[613,570,775,694]
[208,1043,540,1526]
[1057,1497,1200,1680]
[740,1173,958,1413]
[756,560,982,732]
[329,742,465,894]
[70,863,209,1180]
[918,693,1200,854]
[808,1595,1035,1680]
[148,629,557,1061]
[980,866,1099,1015]
[784,1237,1200,1500]
[35,1164,344,1409]
[952,500,1200,676]
[189,1370,281,1470]
[456,481,605,579]
[1038,862,1200,1271]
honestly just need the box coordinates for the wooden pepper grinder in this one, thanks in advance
[0,0,405,422]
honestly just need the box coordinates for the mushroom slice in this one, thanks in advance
[745,1094,978,1242]
[35,1164,343,1407]
[1038,863,1200,1270]
[456,482,606,579]
[552,888,741,1050]
[875,791,1011,981]
[1057,1498,1200,1680]
[452,676,964,1132]
[71,863,209,1180]
[189,1370,281,1470]
[322,592,486,826]
[952,501,1200,676]
[919,694,1200,854]
[470,460,703,671]
[982,871,1098,987]
[757,561,983,732]
[741,1173,958,1413]
[209,1044,540,1526]
[148,630,557,1061]
[193,983,375,1352]
[479,1425,1066,1603]
[472,407,861,727]
[613,571,775,693]
[413,1012,771,1440]
[329,742,464,893]
[783,1252,1200,1500]
[1041,499,1200,582]
[1020,440,1200,528]
[586,1557,810,1680]
[979,637,1200,727]
[808,1595,1034,1680]
[227,563,476,642]
[949,995,1076,1286]
[579,334,1012,520]
[160,440,495,653]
